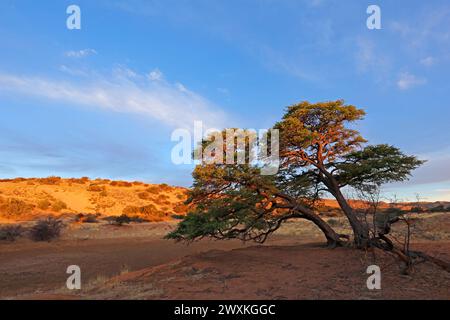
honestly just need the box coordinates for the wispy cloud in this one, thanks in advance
[420,56,436,67]
[0,67,229,129]
[64,49,98,58]
[397,72,427,90]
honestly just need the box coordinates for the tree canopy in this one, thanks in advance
[166,100,424,248]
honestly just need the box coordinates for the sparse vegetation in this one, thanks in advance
[51,200,67,212]
[0,198,34,216]
[0,224,24,241]
[87,184,106,192]
[37,199,52,210]
[75,213,100,223]
[38,176,62,185]
[110,181,132,187]
[29,217,64,241]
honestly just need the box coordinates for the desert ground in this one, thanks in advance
[0,178,449,300]
[1,213,449,300]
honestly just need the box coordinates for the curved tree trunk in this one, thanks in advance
[302,212,343,247]
[293,205,344,247]
[332,188,370,248]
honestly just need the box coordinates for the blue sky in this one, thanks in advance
[0,0,449,201]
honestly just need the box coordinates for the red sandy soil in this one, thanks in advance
[80,242,450,300]
[1,216,449,300]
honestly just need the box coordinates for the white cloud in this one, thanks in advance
[397,72,427,90]
[65,49,98,58]
[420,56,436,67]
[148,68,163,81]
[0,68,229,129]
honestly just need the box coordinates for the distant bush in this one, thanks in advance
[68,178,87,184]
[122,206,140,215]
[176,193,186,200]
[171,214,185,220]
[37,199,52,210]
[114,214,132,226]
[0,225,24,242]
[140,204,159,216]
[29,218,64,242]
[173,203,188,214]
[51,200,67,212]
[110,181,132,187]
[38,176,62,185]
[87,184,106,192]
[410,206,425,213]
[123,204,158,216]
[75,213,100,223]
[146,186,160,194]
[0,198,34,216]
[137,192,150,200]
[430,205,445,213]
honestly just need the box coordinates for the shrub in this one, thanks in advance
[123,206,140,215]
[38,176,62,185]
[146,186,160,194]
[137,192,150,200]
[0,198,33,216]
[37,199,52,210]
[75,213,99,223]
[29,218,64,241]
[110,181,132,187]
[171,214,185,220]
[410,206,425,213]
[87,184,106,192]
[140,204,158,216]
[0,225,24,241]
[123,204,158,216]
[430,205,445,213]
[173,203,188,214]
[176,193,186,200]
[51,200,67,212]
[114,214,132,226]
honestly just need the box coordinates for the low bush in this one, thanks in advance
[29,218,64,241]
[87,184,106,192]
[146,186,160,194]
[0,225,24,241]
[38,176,62,185]
[37,199,52,210]
[137,191,150,200]
[110,181,132,187]
[0,198,34,216]
[51,200,67,212]
[75,213,100,223]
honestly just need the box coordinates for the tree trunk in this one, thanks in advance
[323,175,370,248]
[333,188,370,248]
[296,207,343,247]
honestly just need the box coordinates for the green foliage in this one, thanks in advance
[168,100,425,243]
[335,144,425,188]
